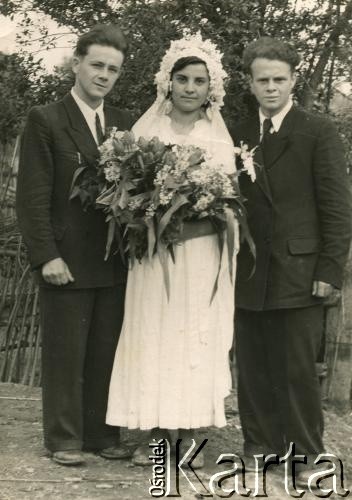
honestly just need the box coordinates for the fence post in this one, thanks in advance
[324,248,352,410]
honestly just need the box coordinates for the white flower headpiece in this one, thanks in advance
[154,31,228,112]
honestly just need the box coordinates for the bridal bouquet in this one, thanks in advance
[71,128,254,297]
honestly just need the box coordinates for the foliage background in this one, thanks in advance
[0,0,351,149]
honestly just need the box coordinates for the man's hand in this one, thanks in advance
[42,257,74,286]
[312,280,333,298]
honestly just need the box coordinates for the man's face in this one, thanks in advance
[249,58,296,117]
[72,44,124,108]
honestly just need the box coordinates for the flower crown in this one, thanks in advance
[154,31,228,112]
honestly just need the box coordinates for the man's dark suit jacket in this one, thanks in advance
[230,106,351,311]
[17,93,134,288]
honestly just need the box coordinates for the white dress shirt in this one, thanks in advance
[259,99,293,140]
[71,88,105,145]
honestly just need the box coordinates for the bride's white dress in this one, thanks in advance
[106,115,238,430]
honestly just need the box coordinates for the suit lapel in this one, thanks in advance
[241,116,273,204]
[62,93,99,163]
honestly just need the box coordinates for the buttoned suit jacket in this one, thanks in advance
[17,93,134,289]
[230,106,351,311]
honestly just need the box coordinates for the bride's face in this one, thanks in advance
[171,63,210,114]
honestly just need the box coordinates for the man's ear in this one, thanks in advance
[290,72,297,90]
[71,55,80,75]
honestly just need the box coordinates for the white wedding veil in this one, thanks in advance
[132,32,235,174]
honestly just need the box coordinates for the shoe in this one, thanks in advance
[132,445,151,466]
[52,450,85,466]
[99,444,132,459]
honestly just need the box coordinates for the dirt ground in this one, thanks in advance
[0,383,351,500]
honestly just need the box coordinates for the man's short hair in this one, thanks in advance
[243,37,301,74]
[75,24,128,57]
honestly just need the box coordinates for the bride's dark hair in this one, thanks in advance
[168,56,210,105]
[170,56,207,77]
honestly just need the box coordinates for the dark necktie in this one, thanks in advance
[95,112,104,145]
[262,118,273,143]
[261,118,273,167]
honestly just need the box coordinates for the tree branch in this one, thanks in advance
[303,0,352,108]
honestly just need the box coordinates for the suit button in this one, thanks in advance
[265,237,271,244]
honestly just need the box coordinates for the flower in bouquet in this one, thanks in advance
[95,129,169,262]
[147,144,255,299]
[79,128,255,300]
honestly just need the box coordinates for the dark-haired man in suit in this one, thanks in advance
[230,37,351,485]
[17,24,134,466]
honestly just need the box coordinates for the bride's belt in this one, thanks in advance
[180,219,216,241]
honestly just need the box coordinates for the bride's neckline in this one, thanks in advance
[164,113,205,136]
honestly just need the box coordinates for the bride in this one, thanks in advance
[106,32,238,468]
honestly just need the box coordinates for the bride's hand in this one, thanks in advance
[180,219,216,241]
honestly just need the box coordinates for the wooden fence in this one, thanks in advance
[0,140,351,410]
[0,139,42,386]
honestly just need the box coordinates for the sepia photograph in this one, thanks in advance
[0,0,351,498]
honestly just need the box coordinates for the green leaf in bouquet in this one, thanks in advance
[104,218,116,261]
[188,150,204,166]
[235,205,256,278]
[157,242,170,301]
[145,218,156,262]
[122,130,135,148]
[224,206,236,284]
[113,217,126,266]
[124,180,138,191]
[70,165,87,186]
[151,185,161,205]
[118,186,130,209]
[69,185,81,201]
[69,166,88,200]
[120,149,139,163]
[79,189,92,208]
[150,136,166,154]
[112,137,125,155]
[164,174,184,189]
[137,153,145,170]
[186,163,203,177]
[137,136,149,151]
[142,151,157,165]
[162,150,177,166]
[96,184,116,206]
[157,193,189,239]
[210,228,225,305]
[168,244,176,264]
[128,192,149,206]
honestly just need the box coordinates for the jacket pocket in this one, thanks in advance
[287,238,320,255]
[55,149,83,163]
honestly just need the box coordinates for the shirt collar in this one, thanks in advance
[71,88,105,124]
[259,99,293,133]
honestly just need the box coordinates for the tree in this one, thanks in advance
[301,0,352,108]
[0,52,44,151]
[1,0,352,119]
